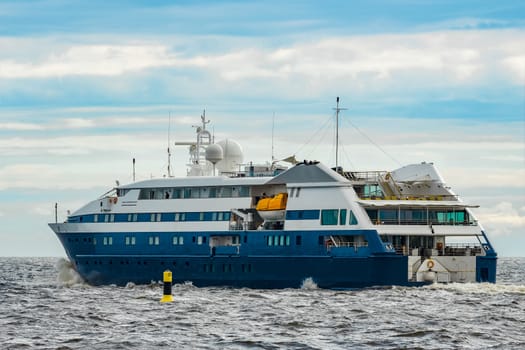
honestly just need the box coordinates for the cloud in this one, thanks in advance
[475,201,525,236]
[0,122,44,130]
[0,29,523,88]
[0,44,175,78]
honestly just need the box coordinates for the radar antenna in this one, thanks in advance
[332,97,347,171]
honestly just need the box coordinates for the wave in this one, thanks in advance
[425,282,525,295]
[300,277,318,290]
[55,258,85,287]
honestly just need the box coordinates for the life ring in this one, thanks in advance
[111,197,118,204]
[427,260,435,269]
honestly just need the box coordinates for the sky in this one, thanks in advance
[0,0,524,257]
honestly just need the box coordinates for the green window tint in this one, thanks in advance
[339,209,347,225]
[239,186,250,197]
[267,236,273,246]
[349,211,358,225]
[285,236,290,246]
[321,209,338,225]
[273,235,279,246]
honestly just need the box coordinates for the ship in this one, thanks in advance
[49,104,497,288]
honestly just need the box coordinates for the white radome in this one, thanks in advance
[216,139,244,173]
[205,143,224,164]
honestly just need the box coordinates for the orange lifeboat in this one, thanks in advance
[256,193,287,220]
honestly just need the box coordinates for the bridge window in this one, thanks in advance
[349,210,358,225]
[339,209,347,225]
[321,209,338,225]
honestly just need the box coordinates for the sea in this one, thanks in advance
[0,257,524,350]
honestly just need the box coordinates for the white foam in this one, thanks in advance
[300,277,318,290]
[55,258,84,287]
[425,282,525,295]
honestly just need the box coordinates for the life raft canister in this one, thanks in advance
[427,259,435,269]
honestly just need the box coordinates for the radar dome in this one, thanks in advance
[205,143,224,164]
[216,139,243,173]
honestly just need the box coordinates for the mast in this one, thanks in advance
[167,112,172,177]
[332,96,347,170]
[271,112,275,162]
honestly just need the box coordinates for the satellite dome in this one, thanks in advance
[216,139,244,173]
[205,144,224,164]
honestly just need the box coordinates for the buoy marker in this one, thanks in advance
[160,270,174,303]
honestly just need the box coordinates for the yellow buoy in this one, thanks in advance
[160,270,174,303]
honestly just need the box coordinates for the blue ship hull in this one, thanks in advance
[72,254,425,288]
[54,226,497,288]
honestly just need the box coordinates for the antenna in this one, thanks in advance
[132,158,136,182]
[333,96,347,170]
[167,112,172,177]
[271,112,275,162]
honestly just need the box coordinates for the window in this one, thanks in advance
[267,236,273,246]
[285,236,290,246]
[239,186,250,197]
[339,209,347,225]
[349,210,358,225]
[103,237,107,245]
[321,209,338,225]
[172,236,178,245]
[94,214,98,223]
[178,236,184,245]
[221,187,232,197]
[197,236,203,245]
[131,236,136,245]
[296,188,301,197]
[149,236,159,245]
[125,236,130,245]
[150,213,161,222]
[296,235,302,245]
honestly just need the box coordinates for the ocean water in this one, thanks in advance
[0,257,524,349]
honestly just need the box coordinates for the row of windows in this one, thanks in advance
[286,209,359,226]
[320,209,358,226]
[203,263,253,273]
[76,259,253,273]
[137,186,250,200]
[366,209,472,225]
[266,235,291,246]
[69,212,232,224]
[72,235,204,246]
